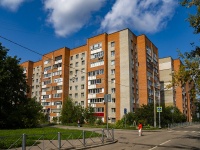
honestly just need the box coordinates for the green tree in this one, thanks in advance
[181,0,200,34]
[60,97,97,125]
[0,43,42,128]
[61,97,77,124]
[83,106,96,124]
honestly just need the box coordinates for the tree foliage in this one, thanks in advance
[0,43,42,129]
[60,97,96,125]
[181,0,200,34]
[121,104,186,127]
[170,1,200,97]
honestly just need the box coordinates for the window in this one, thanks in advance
[75,70,78,75]
[70,56,73,60]
[44,66,51,71]
[111,108,116,113]
[53,93,61,98]
[111,42,115,47]
[75,93,78,98]
[90,60,104,67]
[55,55,62,61]
[82,60,85,65]
[75,85,78,90]
[81,101,84,105]
[81,53,85,57]
[111,118,116,123]
[91,43,102,50]
[81,76,85,81]
[76,54,79,59]
[75,78,78,82]
[81,93,84,98]
[75,62,78,67]
[36,79,38,83]
[111,78,115,83]
[81,68,85,74]
[81,84,84,89]
[111,98,115,103]
[111,51,115,57]
[44,60,50,64]
[70,71,73,75]
[111,88,115,93]
[88,69,104,76]
[43,80,51,85]
[54,78,63,83]
[111,69,115,75]
[70,63,73,67]
[111,60,115,65]
[69,86,72,90]
[43,95,49,99]
[69,94,72,98]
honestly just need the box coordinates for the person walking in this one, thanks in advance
[138,122,143,136]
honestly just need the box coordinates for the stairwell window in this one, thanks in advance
[111,88,115,93]
[111,42,115,47]
[111,51,115,57]
[111,69,115,75]
[111,60,115,65]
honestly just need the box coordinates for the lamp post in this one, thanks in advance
[153,66,156,128]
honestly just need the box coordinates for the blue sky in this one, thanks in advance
[0,0,199,63]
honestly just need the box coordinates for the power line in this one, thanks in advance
[0,35,137,89]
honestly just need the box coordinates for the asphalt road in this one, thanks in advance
[87,124,200,150]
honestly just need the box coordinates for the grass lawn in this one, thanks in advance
[0,127,100,149]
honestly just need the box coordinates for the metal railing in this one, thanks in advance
[167,121,200,129]
[0,128,116,150]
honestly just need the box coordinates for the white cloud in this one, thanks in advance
[100,0,178,34]
[44,0,105,37]
[0,0,26,11]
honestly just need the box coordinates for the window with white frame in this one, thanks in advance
[90,60,104,68]
[81,76,85,81]
[44,66,51,71]
[81,84,84,89]
[81,101,84,105]
[69,86,72,90]
[54,78,62,83]
[111,60,115,65]
[75,93,78,98]
[111,51,115,57]
[111,78,115,83]
[111,42,115,47]
[111,88,115,93]
[53,93,61,98]
[111,69,115,75]
[81,53,85,57]
[111,108,116,112]
[94,107,104,112]
[76,54,79,59]
[81,93,84,98]
[44,60,50,65]
[75,85,78,90]
[75,62,78,67]
[81,68,85,73]
[82,60,85,65]
[111,98,115,103]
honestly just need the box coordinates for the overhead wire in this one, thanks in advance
[0,34,137,89]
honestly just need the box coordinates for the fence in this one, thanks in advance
[167,121,200,129]
[0,128,116,150]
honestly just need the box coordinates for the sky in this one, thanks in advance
[0,0,199,63]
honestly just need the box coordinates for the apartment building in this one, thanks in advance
[21,28,159,123]
[159,57,193,121]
